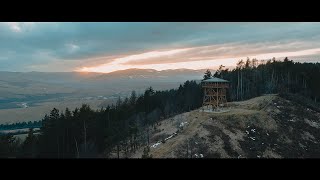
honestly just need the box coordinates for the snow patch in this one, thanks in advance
[194,153,204,158]
[179,121,188,128]
[151,142,161,148]
[164,135,174,141]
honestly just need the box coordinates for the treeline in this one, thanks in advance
[211,57,320,102]
[0,121,42,131]
[0,80,202,158]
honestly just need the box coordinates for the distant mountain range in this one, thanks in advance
[0,68,207,82]
[0,68,208,100]
[90,68,206,82]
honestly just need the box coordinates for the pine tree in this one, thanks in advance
[129,90,137,106]
[21,128,37,158]
[203,69,212,80]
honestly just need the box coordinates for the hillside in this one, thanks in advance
[129,94,320,158]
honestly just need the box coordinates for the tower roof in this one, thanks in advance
[202,77,229,83]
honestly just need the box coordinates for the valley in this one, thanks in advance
[0,69,204,123]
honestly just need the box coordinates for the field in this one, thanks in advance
[0,98,116,124]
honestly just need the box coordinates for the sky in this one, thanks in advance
[0,22,320,73]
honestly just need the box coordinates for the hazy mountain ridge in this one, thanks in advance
[0,68,205,84]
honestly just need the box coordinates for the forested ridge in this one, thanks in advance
[0,121,41,131]
[1,57,319,158]
[212,57,320,102]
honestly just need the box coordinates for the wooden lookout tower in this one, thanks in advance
[202,77,229,110]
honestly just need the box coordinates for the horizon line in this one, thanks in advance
[0,68,214,74]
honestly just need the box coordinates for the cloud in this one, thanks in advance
[78,45,320,73]
[119,41,320,66]
[0,22,320,72]
[4,22,36,32]
[65,43,80,53]
[7,22,21,32]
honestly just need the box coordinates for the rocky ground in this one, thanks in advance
[129,94,320,158]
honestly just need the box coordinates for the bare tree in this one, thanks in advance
[236,59,244,100]
[83,120,87,153]
[74,137,79,158]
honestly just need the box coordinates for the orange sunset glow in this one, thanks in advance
[77,46,320,73]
